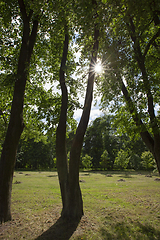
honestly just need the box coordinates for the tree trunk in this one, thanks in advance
[56,30,69,212]
[56,18,99,219]
[153,134,160,174]
[62,27,99,220]
[0,97,25,222]
[118,69,160,174]
[0,2,38,223]
[126,17,160,174]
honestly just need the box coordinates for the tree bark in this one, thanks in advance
[62,27,99,220]
[56,23,99,220]
[56,31,69,212]
[0,1,38,223]
[122,84,160,173]
[116,64,160,174]
[126,17,160,174]
[119,74,160,173]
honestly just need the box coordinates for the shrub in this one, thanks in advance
[99,150,111,170]
[82,154,93,169]
[141,151,155,170]
[114,149,130,170]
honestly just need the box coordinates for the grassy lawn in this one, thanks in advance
[0,171,160,239]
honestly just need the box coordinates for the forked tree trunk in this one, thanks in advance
[56,24,99,220]
[64,27,99,219]
[0,1,38,223]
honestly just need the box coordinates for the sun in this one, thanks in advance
[94,61,103,74]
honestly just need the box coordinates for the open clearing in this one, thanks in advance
[0,171,160,239]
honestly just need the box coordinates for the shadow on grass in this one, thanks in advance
[35,216,80,240]
[47,175,58,177]
[100,220,160,240]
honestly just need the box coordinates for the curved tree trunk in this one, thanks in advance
[56,30,69,212]
[121,76,160,174]
[124,17,160,174]
[0,0,38,223]
[62,27,99,220]
[110,14,160,174]
[56,22,99,220]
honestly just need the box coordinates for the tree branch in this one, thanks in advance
[56,28,69,210]
[143,28,160,58]
[18,0,28,23]
[127,17,159,134]
[28,19,39,62]
[18,0,33,23]
[119,74,155,153]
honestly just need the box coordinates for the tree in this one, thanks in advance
[83,118,104,168]
[0,0,101,223]
[56,0,99,220]
[141,151,155,171]
[114,149,130,170]
[16,138,54,170]
[128,154,142,170]
[83,115,122,169]
[0,0,39,223]
[99,0,160,174]
[100,150,111,170]
[82,154,93,169]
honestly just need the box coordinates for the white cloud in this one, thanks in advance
[90,104,103,121]
[74,108,83,121]
[155,104,159,115]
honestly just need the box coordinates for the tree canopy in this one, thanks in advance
[0,0,160,223]
[97,0,160,172]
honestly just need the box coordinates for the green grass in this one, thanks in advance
[0,171,160,239]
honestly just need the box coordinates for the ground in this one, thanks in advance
[0,207,97,239]
[0,171,160,239]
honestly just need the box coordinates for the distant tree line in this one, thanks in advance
[16,138,55,170]
[82,115,156,171]
[15,115,156,172]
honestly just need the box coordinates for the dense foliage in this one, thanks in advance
[0,0,159,224]
[15,115,155,171]
[98,0,160,172]
[82,115,151,170]
[0,0,159,170]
